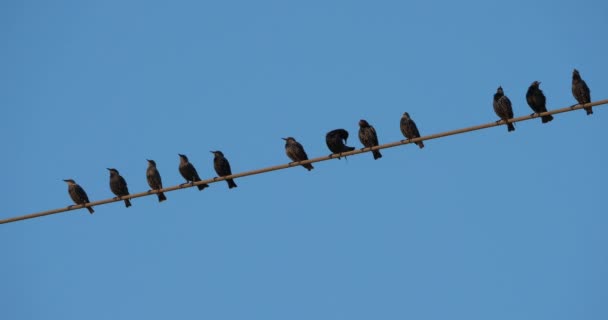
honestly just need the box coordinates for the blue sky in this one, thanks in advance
[1,1,607,319]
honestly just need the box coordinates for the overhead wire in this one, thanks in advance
[1,99,606,225]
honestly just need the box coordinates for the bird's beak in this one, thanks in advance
[178,154,183,157]
[106,168,111,171]
[281,137,287,141]
[209,151,215,154]
[62,179,68,182]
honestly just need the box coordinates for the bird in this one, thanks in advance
[146,159,167,202]
[283,137,314,171]
[572,69,592,115]
[526,81,553,123]
[325,129,355,158]
[358,119,382,159]
[63,179,94,214]
[211,150,237,189]
[107,168,131,207]
[400,112,424,148]
[178,154,208,190]
[493,86,515,132]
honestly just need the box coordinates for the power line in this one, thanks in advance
[1,100,606,225]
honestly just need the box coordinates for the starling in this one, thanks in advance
[325,129,355,158]
[63,179,94,214]
[146,159,167,202]
[493,86,515,132]
[572,69,592,115]
[211,150,237,189]
[178,154,208,190]
[107,168,131,207]
[283,137,314,171]
[526,81,553,123]
[358,119,382,159]
[400,112,424,148]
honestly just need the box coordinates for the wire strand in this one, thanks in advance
[2,100,606,225]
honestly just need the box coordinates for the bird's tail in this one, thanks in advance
[541,114,554,123]
[87,206,94,214]
[372,150,382,160]
[507,123,515,132]
[197,183,209,191]
[124,199,132,207]
[416,142,425,149]
[227,179,238,189]
[158,192,167,202]
[345,146,355,152]
[303,164,314,171]
[585,107,593,115]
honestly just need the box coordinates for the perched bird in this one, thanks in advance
[211,150,237,189]
[493,86,515,132]
[63,179,94,214]
[146,159,167,202]
[572,69,592,115]
[358,119,382,160]
[526,81,553,123]
[283,137,314,171]
[107,168,131,207]
[400,112,424,148]
[325,129,355,158]
[178,154,208,190]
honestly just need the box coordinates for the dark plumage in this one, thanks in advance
[493,86,515,132]
[63,179,94,214]
[283,137,313,171]
[358,119,382,160]
[146,159,167,202]
[572,69,592,115]
[400,112,424,148]
[526,81,553,123]
[178,154,208,190]
[211,151,237,189]
[107,168,131,207]
[326,129,355,158]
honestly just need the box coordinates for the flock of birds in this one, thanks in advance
[63,68,594,214]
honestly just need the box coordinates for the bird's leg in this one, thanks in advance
[495,119,503,124]
[212,177,218,181]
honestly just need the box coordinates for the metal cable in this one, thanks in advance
[1,100,606,225]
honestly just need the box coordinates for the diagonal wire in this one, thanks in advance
[1,100,606,225]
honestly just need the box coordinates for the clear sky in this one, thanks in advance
[1,1,607,319]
